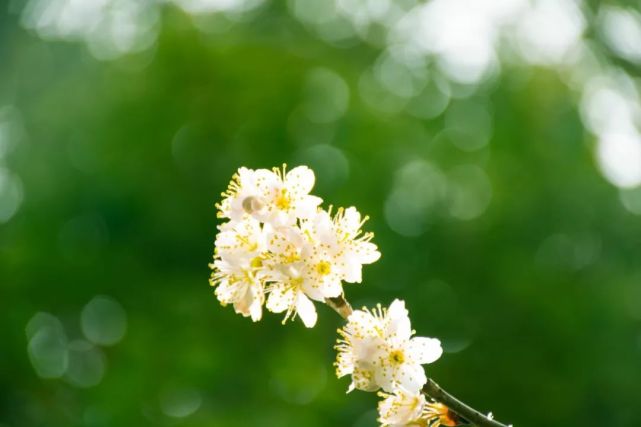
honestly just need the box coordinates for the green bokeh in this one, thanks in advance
[2,2,641,426]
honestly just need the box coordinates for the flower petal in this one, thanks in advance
[266,283,294,314]
[351,361,379,392]
[374,361,395,392]
[342,262,362,283]
[294,195,323,219]
[249,300,262,322]
[378,386,426,425]
[341,207,362,233]
[321,276,343,298]
[214,278,240,305]
[384,299,412,343]
[408,337,443,365]
[396,362,427,393]
[355,241,381,264]
[286,165,316,194]
[296,292,318,328]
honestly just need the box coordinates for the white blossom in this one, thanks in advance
[209,217,268,321]
[335,299,442,393]
[300,207,381,285]
[261,207,381,328]
[216,166,270,222]
[377,386,427,427]
[263,225,326,328]
[217,165,322,226]
[211,164,380,328]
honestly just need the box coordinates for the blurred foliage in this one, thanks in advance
[2,1,641,427]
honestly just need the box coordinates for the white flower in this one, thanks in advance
[265,276,318,328]
[377,386,427,427]
[261,207,381,328]
[262,225,338,328]
[217,165,322,226]
[209,217,268,321]
[259,165,323,225]
[335,299,442,393]
[211,165,380,328]
[261,225,319,327]
[216,167,271,222]
[300,207,380,285]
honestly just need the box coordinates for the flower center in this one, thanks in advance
[250,256,263,269]
[389,349,405,364]
[315,260,332,276]
[289,277,303,288]
[275,188,291,210]
[283,251,300,264]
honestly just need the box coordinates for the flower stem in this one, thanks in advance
[325,296,511,427]
[326,295,354,320]
[422,378,510,427]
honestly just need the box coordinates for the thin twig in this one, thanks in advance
[423,378,509,427]
[326,295,353,319]
[325,296,511,427]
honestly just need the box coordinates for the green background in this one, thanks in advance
[2,1,641,426]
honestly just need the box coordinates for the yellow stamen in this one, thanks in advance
[389,349,405,364]
[250,257,263,269]
[316,261,332,276]
[275,188,291,210]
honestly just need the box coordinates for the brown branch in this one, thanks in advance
[325,295,511,427]
[326,295,353,320]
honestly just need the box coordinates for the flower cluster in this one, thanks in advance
[336,299,444,426]
[211,166,454,427]
[210,165,380,328]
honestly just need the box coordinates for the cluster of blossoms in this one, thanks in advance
[336,299,448,426]
[211,166,450,426]
[210,165,380,328]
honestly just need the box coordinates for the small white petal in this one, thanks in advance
[311,209,335,243]
[385,299,412,343]
[249,292,263,322]
[374,363,396,392]
[234,285,253,315]
[342,207,362,231]
[286,165,316,194]
[342,262,362,283]
[351,361,379,392]
[295,195,323,219]
[237,167,255,183]
[254,168,279,190]
[214,279,238,304]
[321,276,343,298]
[266,284,294,314]
[378,386,426,425]
[408,337,443,365]
[387,299,407,317]
[356,242,381,264]
[300,279,327,301]
[296,292,317,328]
[396,362,427,393]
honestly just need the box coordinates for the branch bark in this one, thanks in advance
[422,378,509,427]
[326,295,354,319]
[326,295,511,427]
